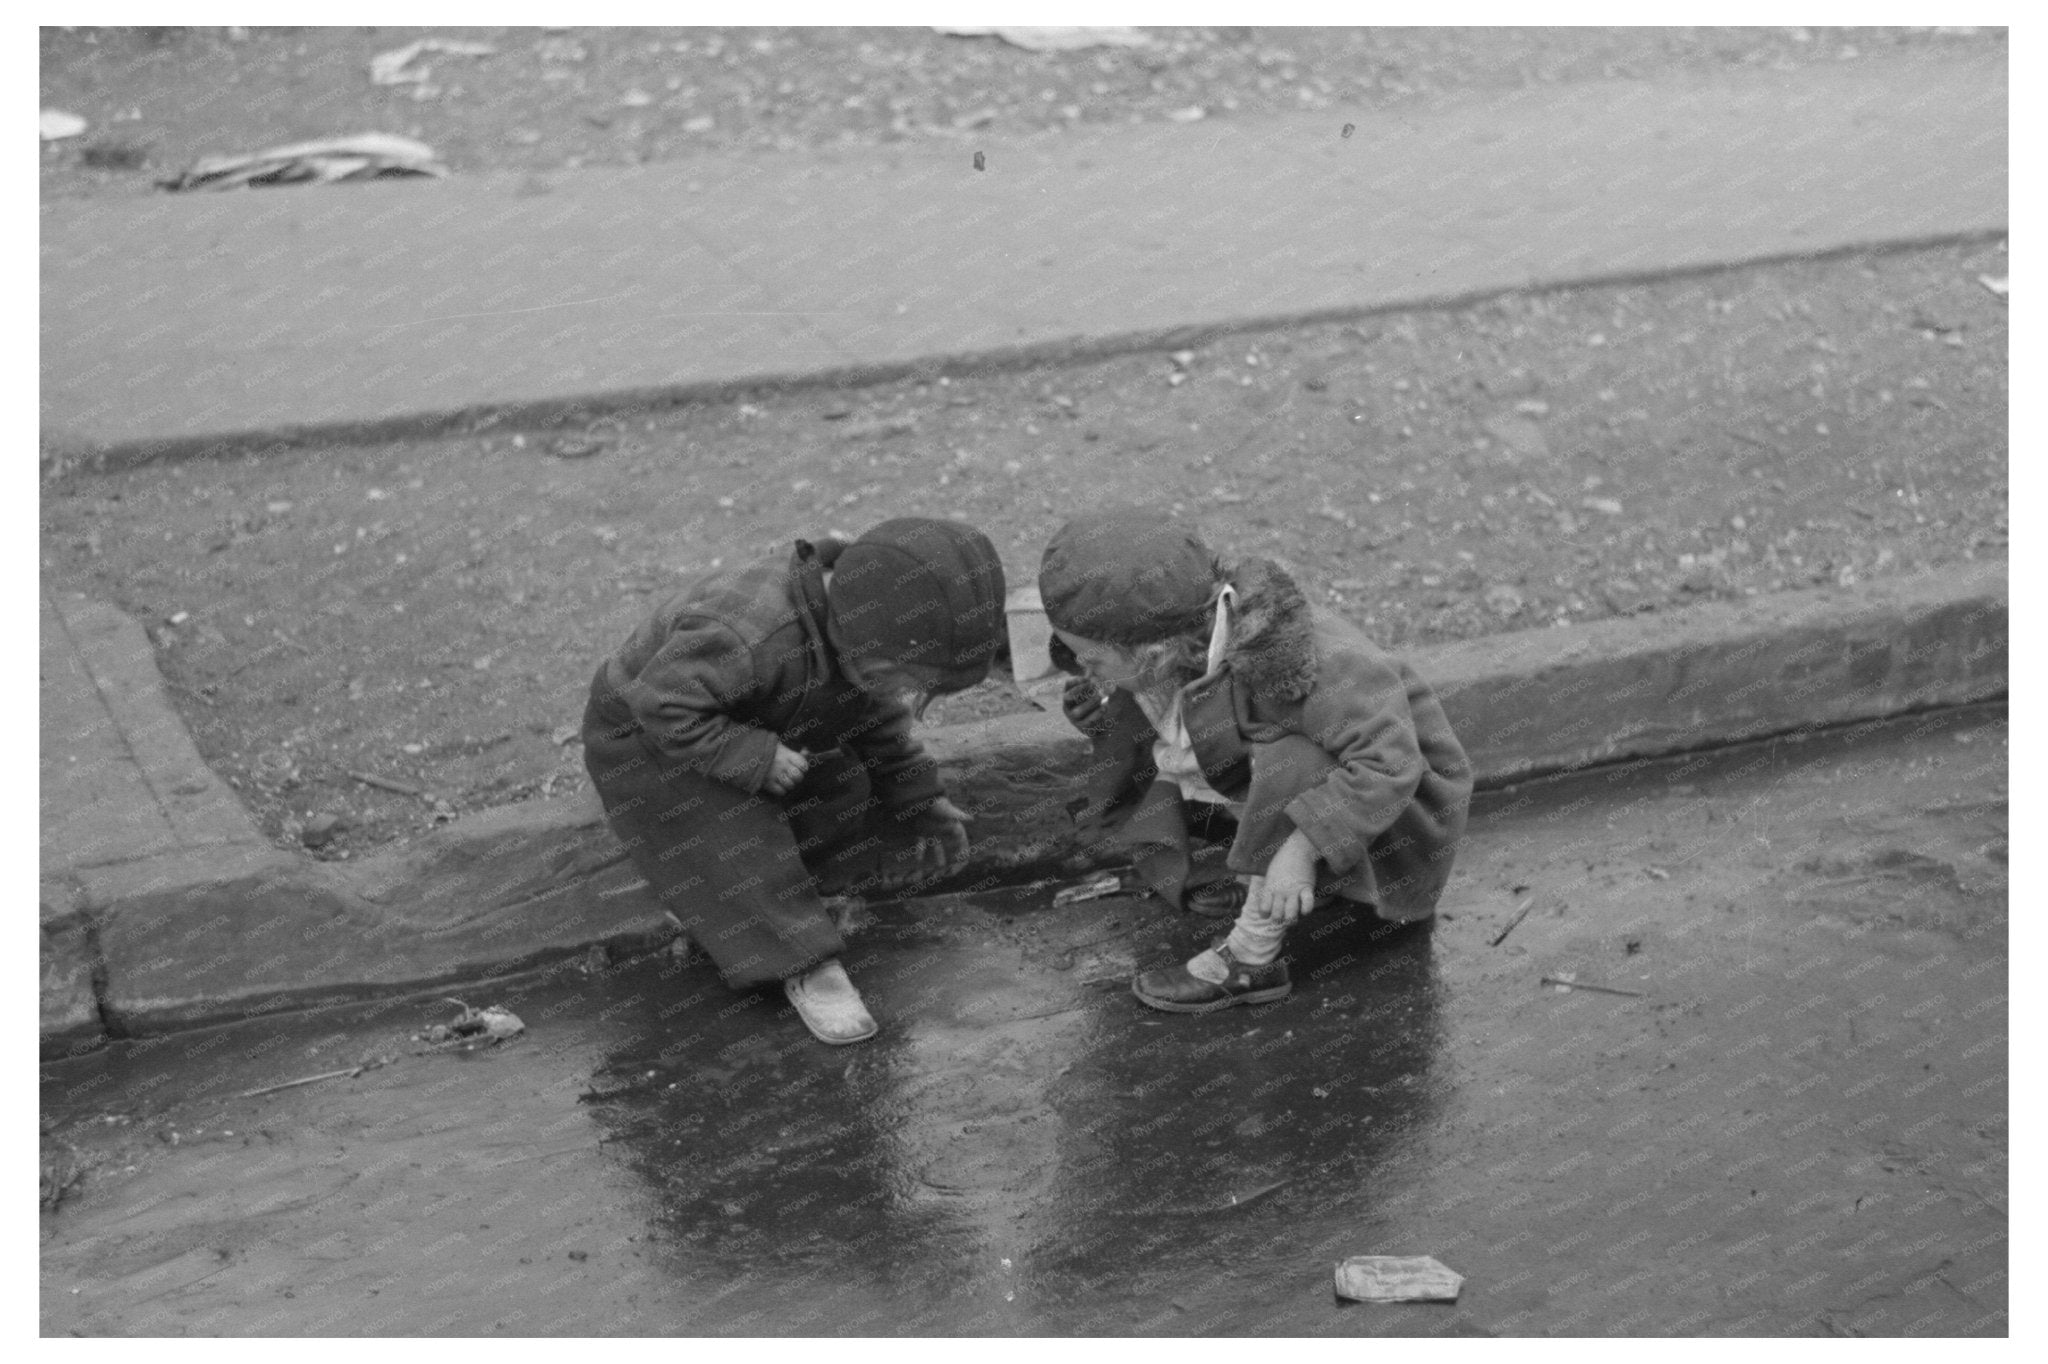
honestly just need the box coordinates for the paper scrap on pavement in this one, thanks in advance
[933,26,1151,51]
[161,133,446,191]
[1333,1255,1465,1302]
[41,109,87,141]
[1977,274,2008,299]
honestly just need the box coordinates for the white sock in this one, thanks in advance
[1223,909,1288,966]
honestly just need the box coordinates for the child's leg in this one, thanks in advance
[583,687,844,990]
[781,749,882,894]
[1098,780,1200,909]
[1227,734,1390,915]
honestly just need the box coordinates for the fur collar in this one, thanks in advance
[1222,557,1317,702]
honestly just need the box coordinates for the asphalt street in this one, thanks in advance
[41,703,2008,1336]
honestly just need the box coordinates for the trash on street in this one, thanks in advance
[160,133,446,191]
[1333,1255,1465,1303]
[41,109,88,141]
[1978,274,2008,298]
[932,26,1151,51]
[1052,873,1124,906]
[416,999,526,1049]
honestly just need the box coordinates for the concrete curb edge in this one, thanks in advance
[40,561,2006,1053]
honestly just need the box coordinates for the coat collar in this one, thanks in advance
[1219,557,1318,703]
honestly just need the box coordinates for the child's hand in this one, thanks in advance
[913,796,974,874]
[1061,676,1111,734]
[1248,831,1319,924]
[763,744,811,797]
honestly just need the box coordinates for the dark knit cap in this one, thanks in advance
[820,517,1007,691]
[1038,509,1219,647]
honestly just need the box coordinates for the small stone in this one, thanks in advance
[1481,414,1550,459]
[619,88,653,107]
[1601,580,1652,614]
[300,813,344,848]
[840,415,917,440]
[1581,497,1624,516]
[548,435,608,460]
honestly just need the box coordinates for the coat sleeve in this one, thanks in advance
[1275,652,1428,875]
[1069,690,1159,832]
[842,693,946,817]
[616,617,779,792]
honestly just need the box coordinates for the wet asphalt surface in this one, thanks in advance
[41,705,2007,1336]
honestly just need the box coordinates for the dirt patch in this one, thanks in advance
[38,241,2007,858]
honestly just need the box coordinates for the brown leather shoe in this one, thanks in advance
[1184,878,1250,918]
[1132,940,1291,1014]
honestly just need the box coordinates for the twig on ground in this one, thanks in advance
[1540,976,1645,998]
[1489,896,1540,946]
[348,770,426,797]
[1720,426,1780,452]
[238,1065,369,1098]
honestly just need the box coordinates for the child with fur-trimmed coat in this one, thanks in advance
[1039,509,1472,1012]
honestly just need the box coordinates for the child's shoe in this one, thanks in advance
[783,958,879,1044]
[1132,938,1291,1014]
[1184,877,1250,918]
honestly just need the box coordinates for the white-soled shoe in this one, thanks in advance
[782,958,879,1045]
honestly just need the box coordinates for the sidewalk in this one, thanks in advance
[40,50,2005,461]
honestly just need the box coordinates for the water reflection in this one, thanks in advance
[586,890,1447,1332]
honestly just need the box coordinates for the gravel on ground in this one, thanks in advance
[39,239,2007,859]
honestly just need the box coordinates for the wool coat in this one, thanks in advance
[583,539,954,987]
[1063,558,1473,921]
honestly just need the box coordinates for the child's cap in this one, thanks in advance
[1038,508,1218,647]
[822,517,1008,691]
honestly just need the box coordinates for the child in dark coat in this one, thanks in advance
[1039,510,1472,1013]
[582,518,1005,1044]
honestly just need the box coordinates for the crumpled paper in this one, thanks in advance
[42,109,88,141]
[416,998,526,1048]
[1333,1255,1464,1302]
[160,133,445,191]
[932,26,1151,51]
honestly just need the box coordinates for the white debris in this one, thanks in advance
[932,26,1151,51]
[162,133,446,191]
[370,37,496,87]
[41,109,87,141]
[1334,1255,1464,1302]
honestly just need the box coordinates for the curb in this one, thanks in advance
[41,562,2005,1052]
